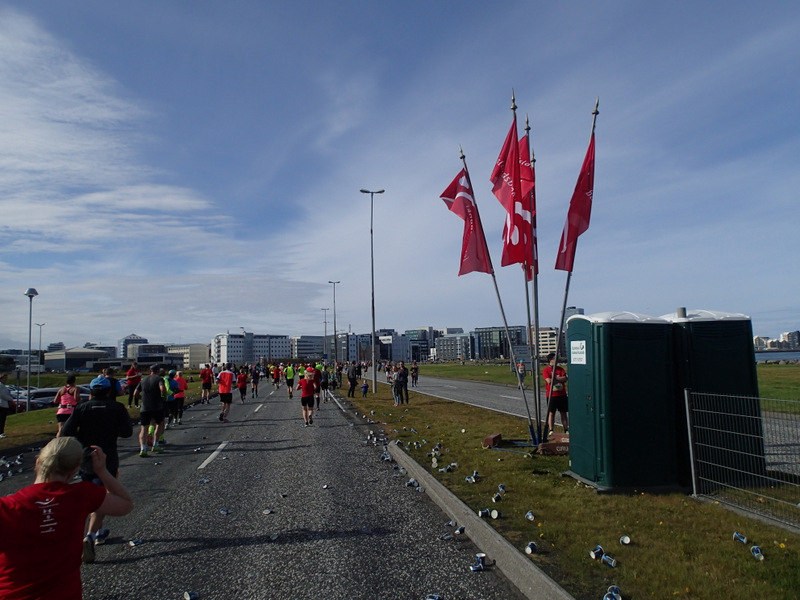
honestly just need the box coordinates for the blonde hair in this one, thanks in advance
[37,437,83,481]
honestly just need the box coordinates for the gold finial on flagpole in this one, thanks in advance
[511,89,517,112]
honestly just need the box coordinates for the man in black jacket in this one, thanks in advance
[62,375,133,562]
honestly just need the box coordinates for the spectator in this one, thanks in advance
[0,373,11,438]
[543,352,569,437]
[125,362,142,408]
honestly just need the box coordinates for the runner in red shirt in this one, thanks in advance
[236,369,248,404]
[199,364,214,404]
[217,364,235,423]
[296,370,318,427]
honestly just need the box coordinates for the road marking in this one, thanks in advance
[198,441,229,469]
[501,395,521,400]
[254,404,263,412]
[444,385,458,389]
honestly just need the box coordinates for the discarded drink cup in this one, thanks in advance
[524,541,538,554]
[445,520,456,527]
[184,593,199,600]
[751,545,764,561]
[490,509,501,519]
[128,539,144,547]
[733,531,747,544]
[601,553,617,568]
[619,535,631,545]
[454,526,465,535]
[475,552,487,567]
[492,493,502,503]
[498,484,506,493]
[603,593,621,600]
[525,510,535,521]
[607,585,622,595]
[477,508,490,518]
[589,545,604,560]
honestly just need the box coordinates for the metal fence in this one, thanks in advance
[684,390,800,532]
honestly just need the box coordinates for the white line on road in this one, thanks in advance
[198,441,230,469]
[254,403,263,412]
[501,395,521,400]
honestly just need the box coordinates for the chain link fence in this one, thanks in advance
[684,390,800,532]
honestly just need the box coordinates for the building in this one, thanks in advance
[119,334,148,360]
[536,327,560,357]
[127,344,167,360]
[780,331,800,349]
[473,326,527,360]
[435,333,473,361]
[85,343,117,359]
[167,344,210,369]
[291,336,324,361]
[44,347,109,372]
[211,332,291,365]
[405,327,435,362]
[378,332,411,362]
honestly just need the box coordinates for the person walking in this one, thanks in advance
[126,362,141,408]
[0,373,12,438]
[217,363,235,422]
[61,375,133,561]
[346,361,358,397]
[134,364,167,457]
[0,439,133,599]
[410,362,419,387]
[396,361,409,404]
[53,374,81,437]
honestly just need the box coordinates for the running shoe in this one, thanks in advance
[219,413,224,421]
[139,450,148,457]
[95,529,110,545]
[222,418,230,423]
[82,536,96,563]
[151,445,163,453]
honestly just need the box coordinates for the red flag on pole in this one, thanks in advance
[490,115,527,268]
[518,134,537,278]
[441,168,494,276]
[555,132,595,272]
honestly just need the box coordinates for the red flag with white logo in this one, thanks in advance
[518,134,537,278]
[490,116,527,267]
[555,132,595,272]
[441,168,494,276]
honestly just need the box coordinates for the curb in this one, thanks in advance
[388,443,575,600]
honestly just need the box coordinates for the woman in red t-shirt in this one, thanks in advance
[0,438,133,600]
[296,370,318,426]
[543,352,569,436]
[236,369,248,404]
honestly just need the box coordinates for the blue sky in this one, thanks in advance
[1,1,798,350]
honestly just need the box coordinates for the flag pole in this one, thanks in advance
[545,98,599,440]
[460,146,537,448]
[524,114,543,444]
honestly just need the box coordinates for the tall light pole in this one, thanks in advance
[35,322,46,388]
[328,281,340,364]
[24,288,38,412]
[360,188,384,394]
[321,308,329,362]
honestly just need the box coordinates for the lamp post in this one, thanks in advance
[360,188,384,394]
[328,281,340,364]
[321,308,329,362]
[24,288,38,412]
[35,322,46,388]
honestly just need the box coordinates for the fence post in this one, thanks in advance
[683,388,698,497]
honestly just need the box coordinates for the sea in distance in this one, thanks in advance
[755,350,800,362]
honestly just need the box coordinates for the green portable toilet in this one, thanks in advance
[660,309,765,490]
[566,312,678,490]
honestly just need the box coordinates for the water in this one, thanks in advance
[755,351,800,361]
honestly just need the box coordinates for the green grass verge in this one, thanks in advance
[351,383,800,600]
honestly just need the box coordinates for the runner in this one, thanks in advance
[199,363,214,404]
[174,370,188,424]
[134,365,166,457]
[296,369,317,427]
[284,363,295,399]
[217,363,235,423]
[250,365,260,398]
[236,368,248,404]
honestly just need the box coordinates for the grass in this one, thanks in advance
[350,384,800,600]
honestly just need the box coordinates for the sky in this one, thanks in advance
[1,1,798,350]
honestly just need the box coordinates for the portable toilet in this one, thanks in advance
[566,312,679,490]
[660,309,765,490]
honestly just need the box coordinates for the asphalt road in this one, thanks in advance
[2,386,527,600]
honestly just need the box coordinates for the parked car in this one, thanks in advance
[9,386,90,412]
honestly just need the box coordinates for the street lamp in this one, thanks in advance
[360,188,385,394]
[24,288,38,412]
[328,281,340,364]
[321,308,329,362]
[35,322,46,388]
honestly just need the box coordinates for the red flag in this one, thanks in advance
[518,134,538,278]
[490,116,526,267]
[555,132,595,272]
[441,168,494,276]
